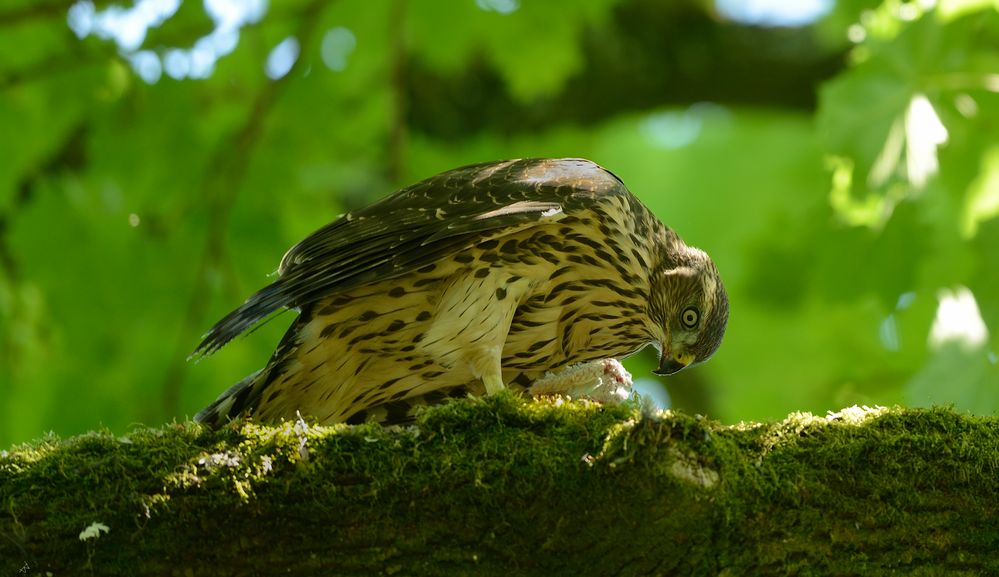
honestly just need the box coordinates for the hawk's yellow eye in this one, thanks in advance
[681,306,700,329]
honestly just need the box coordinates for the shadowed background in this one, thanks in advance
[1,0,997,447]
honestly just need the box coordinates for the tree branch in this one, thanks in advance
[0,0,76,27]
[2,398,997,576]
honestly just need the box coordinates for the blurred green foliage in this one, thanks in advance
[1,0,996,446]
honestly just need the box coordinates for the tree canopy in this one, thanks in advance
[1,0,997,446]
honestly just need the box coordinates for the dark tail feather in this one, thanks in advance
[191,281,290,360]
[194,369,264,428]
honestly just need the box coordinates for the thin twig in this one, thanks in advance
[0,124,87,282]
[386,0,408,184]
[0,0,76,27]
[160,0,328,417]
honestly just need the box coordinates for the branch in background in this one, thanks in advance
[386,0,408,184]
[0,2,291,91]
[159,0,328,417]
[0,0,76,27]
[1,400,997,575]
[0,124,88,282]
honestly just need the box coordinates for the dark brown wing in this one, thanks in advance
[193,158,630,357]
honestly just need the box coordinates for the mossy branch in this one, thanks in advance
[2,394,997,576]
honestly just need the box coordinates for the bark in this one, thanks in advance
[1,394,997,576]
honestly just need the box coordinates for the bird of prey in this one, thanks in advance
[193,158,728,427]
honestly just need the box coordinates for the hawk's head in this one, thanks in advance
[648,245,729,376]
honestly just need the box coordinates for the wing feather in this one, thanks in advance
[193,158,629,356]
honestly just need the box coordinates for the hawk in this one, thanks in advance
[194,158,728,427]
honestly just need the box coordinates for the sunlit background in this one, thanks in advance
[1,0,997,446]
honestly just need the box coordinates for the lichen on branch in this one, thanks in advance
[2,394,997,576]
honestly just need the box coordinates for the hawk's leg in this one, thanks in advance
[425,267,537,397]
[527,358,634,404]
[471,345,506,395]
[482,372,507,396]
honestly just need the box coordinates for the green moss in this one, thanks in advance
[2,398,998,576]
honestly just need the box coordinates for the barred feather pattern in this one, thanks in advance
[194,158,728,427]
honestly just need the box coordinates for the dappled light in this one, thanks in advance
[715,0,833,27]
[265,36,300,80]
[962,146,999,238]
[67,0,180,51]
[930,286,988,352]
[68,0,267,82]
[639,104,731,150]
[475,0,520,15]
[902,94,948,188]
[320,27,356,72]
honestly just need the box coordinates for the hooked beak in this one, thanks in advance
[654,349,695,376]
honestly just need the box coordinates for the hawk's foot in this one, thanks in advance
[528,359,633,404]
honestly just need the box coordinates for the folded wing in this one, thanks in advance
[193,158,629,357]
